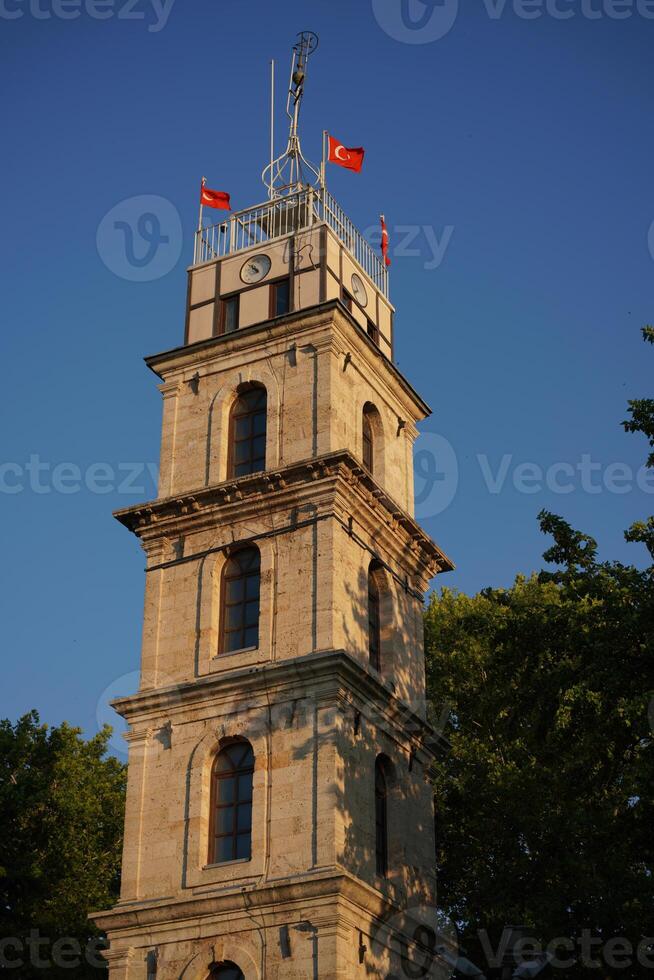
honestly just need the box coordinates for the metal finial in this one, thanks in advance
[262,32,321,199]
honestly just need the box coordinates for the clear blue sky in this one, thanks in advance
[1,0,652,748]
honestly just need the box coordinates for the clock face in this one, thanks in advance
[350,273,368,308]
[240,254,271,285]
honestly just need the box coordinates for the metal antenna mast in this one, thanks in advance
[262,31,320,199]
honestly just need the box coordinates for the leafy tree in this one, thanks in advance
[0,712,126,978]
[622,326,654,559]
[426,329,654,978]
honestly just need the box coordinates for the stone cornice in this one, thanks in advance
[109,648,447,762]
[144,299,431,420]
[113,450,454,580]
[90,867,431,938]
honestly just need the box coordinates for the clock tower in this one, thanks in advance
[93,32,453,980]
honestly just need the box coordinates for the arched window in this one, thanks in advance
[229,386,267,478]
[208,962,245,980]
[220,547,260,654]
[368,563,381,672]
[209,741,254,865]
[375,756,389,877]
[362,406,374,473]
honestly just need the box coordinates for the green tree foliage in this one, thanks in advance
[426,328,654,976]
[426,534,654,975]
[622,326,654,559]
[0,712,126,977]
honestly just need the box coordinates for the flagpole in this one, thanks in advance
[320,130,327,193]
[194,177,206,265]
[198,176,206,233]
[380,213,391,281]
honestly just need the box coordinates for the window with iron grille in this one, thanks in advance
[229,386,267,478]
[209,741,254,866]
[220,547,260,654]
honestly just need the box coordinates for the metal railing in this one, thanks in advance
[193,186,389,297]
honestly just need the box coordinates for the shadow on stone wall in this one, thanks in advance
[290,563,444,977]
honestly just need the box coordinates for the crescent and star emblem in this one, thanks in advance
[334,144,350,161]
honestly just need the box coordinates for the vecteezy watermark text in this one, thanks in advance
[478,452,654,496]
[0,456,159,495]
[0,0,174,30]
[0,931,106,970]
[478,927,654,971]
[365,222,455,271]
[414,434,654,519]
[3,449,653,510]
[372,0,654,45]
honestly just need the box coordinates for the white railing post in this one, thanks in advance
[229,214,236,255]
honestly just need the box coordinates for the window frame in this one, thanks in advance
[362,410,374,473]
[366,319,380,346]
[269,277,291,318]
[219,546,261,655]
[368,566,381,672]
[218,293,240,336]
[227,386,267,480]
[208,741,254,867]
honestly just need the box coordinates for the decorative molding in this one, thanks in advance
[101,946,135,972]
[109,648,448,765]
[92,867,425,940]
[122,727,152,746]
[113,450,453,579]
[144,300,427,419]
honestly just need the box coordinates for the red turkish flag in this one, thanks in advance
[380,214,391,267]
[200,183,231,211]
[328,135,365,173]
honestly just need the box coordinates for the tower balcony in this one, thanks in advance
[187,185,394,360]
[193,185,389,299]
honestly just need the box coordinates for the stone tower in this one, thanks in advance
[93,34,453,980]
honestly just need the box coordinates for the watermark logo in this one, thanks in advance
[96,670,141,757]
[372,0,460,44]
[414,432,459,518]
[373,0,654,44]
[371,903,462,979]
[412,442,654,519]
[96,194,182,281]
[96,668,187,757]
